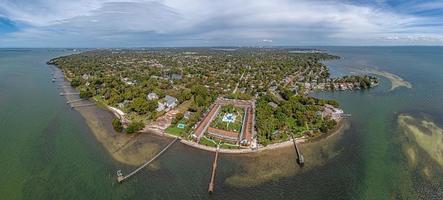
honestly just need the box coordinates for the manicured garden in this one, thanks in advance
[209,104,244,133]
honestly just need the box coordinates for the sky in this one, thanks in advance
[0,0,442,47]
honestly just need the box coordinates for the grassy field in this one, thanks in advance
[199,136,242,149]
[199,136,217,147]
[166,126,184,136]
[166,118,188,137]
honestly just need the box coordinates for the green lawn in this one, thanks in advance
[166,126,184,136]
[199,136,217,147]
[166,119,188,137]
[220,143,240,149]
[199,136,242,149]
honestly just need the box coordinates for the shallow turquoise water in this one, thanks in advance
[0,47,442,199]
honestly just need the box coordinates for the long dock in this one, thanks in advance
[208,145,220,193]
[117,137,179,183]
[292,135,304,166]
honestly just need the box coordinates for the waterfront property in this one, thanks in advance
[192,98,256,148]
[157,95,178,112]
[321,104,344,121]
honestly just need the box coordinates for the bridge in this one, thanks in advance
[117,137,179,183]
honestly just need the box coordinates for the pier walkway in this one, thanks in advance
[117,137,179,183]
[60,92,80,96]
[67,99,85,104]
[292,135,304,166]
[208,145,219,193]
[71,103,96,108]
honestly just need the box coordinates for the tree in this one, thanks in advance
[191,84,209,107]
[70,77,81,87]
[194,95,206,107]
[172,113,184,125]
[177,89,192,102]
[112,118,123,132]
[79,89,93,99]
[129,98,157,114]
[126,121,144,134]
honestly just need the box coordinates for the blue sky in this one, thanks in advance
[0,0,442,47]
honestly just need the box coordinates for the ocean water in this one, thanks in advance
[0,47,442,199]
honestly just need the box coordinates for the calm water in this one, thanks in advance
[0,47,442,199]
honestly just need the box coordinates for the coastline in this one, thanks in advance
[50,66,170,166]
[179,118,348,154]
[49,63,350,165]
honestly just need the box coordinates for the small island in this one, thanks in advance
[48,48,378,152]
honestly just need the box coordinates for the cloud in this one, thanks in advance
[0,0,442,47]
[414,1,443,11]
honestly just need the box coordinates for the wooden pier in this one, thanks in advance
[57,85,71,88]
[67,99,86,104]
[71,103,96,108]
[117,137,179,183]
[52,79,65,82]
[341,113,352,118]
[60,92,80,96]
[292,135,304,166]
[208,145,220,193]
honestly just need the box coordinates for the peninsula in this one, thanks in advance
[48,48,378,152]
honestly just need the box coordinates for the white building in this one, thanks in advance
[322,104,344,121]
[147,92,158,100]
[156,95,178,112]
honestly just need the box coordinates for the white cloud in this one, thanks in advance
[0,0,442,46]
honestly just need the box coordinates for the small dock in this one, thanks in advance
[341,113,352,118]
[292,135,304,166]
[71,103,96,108]
[52,79,65,82]
[60,92,80,96]
[57,85,71,88]
[208,145,220,193]
[67,99,86,104]
[117,137,179,183]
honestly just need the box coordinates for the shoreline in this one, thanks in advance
[177,118,348,154]
[50,66,170,166]
[50,64,350,164]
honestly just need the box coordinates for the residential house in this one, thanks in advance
[147,92,158,100]
[156,95,178,112]
[321,104,344,121]
[184,111,192,119]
